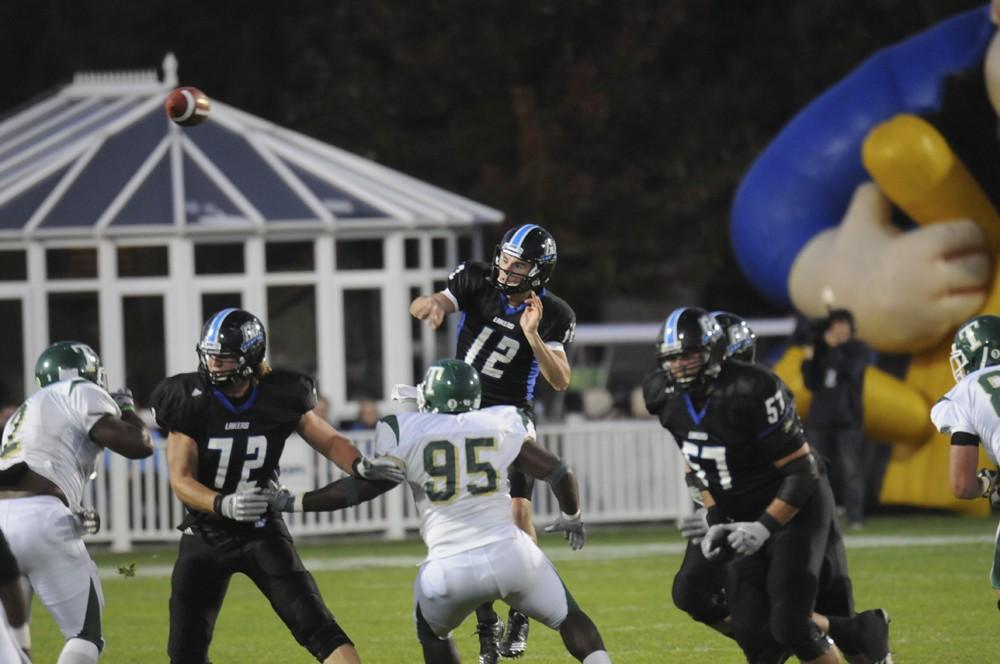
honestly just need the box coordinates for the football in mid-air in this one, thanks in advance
[164,86,211,127]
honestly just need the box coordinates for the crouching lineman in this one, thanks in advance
[932,315,1000,611]
[266,359,612,664]
[646,307,892,664]
[151,308,404,664]
[0,342,153,663]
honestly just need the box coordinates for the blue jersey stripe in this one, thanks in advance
[205,308,238,344]
[525,357,540,402]
[509,224,539,248]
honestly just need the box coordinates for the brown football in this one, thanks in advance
[164,86,211,127]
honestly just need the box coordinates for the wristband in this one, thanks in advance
[351,457,363,477]
[757,512,782,533]
[561,509,581,521]
[213,494,224,515]
[293,493,305,513]
[706,506,726,526]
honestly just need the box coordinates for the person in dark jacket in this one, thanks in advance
[802,309,870,529]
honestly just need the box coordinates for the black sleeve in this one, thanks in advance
[951,431,981,446]
[264,370,317,416]
[642,369,673,415]
[302,476,396,512]
[149,375,204,439]
[540,298,576,346]
[0,530,20,585]
[800,356,820,391]
[445,261,488,311]
[748,371,807,462]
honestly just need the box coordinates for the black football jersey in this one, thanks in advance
[151,369,316,529]
[645,361,807,520]
[446,261,576,408]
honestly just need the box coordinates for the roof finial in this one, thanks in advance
[162,52,178,88]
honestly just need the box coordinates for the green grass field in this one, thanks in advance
[29,515,999,663]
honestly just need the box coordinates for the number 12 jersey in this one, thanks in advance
[444,261,575,408]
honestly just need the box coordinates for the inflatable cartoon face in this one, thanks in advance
[731,3,1000,513]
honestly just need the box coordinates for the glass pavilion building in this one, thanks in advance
[0,55,502,419]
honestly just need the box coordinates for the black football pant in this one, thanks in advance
[726,478,842,662]
[671,539,729,626]
[168,527,352,663]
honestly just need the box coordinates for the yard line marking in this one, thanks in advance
[97,532,995,580]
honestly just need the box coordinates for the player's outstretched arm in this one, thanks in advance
[268,476,397,513]
[297,410,405,482]
[513,439,585,549]
[88,392,153,459]
[948,433,996,499]
[409,291,456,331]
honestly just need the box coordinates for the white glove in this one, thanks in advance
[76,509,101,535]
[110,387,135,413]
[977,469,999,497]
[217,488,269,522]
[701,524,732,561]
[679,508,709,543]
[353,456,406,483]
[544,511,586,550]
[726,521,772,556]
[788,182,989,353]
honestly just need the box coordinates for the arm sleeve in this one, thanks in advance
[930,391,975,436]
[730,7,994,306]
[541,301,576,348]
[149,377,202,439]
[445,261,482,311]
[293,373,318,414]
[751,374,807,462]
[373,416,401,455]
[69,382,120,433]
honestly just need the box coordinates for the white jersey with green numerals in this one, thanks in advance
[931,365,1000,464]
[0,379,120,510]
[374,405,536,560]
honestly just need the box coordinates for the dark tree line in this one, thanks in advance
[0,0,985,320]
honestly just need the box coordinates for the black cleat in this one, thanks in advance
[855,608,893,664]
[499,608,530,658]
[475,617,504,664]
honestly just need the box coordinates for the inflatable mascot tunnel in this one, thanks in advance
[731,2,1000,515]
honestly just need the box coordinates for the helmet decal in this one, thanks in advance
[202,307,238,353]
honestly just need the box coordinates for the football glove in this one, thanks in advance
[679,508,709,543]
[701,524,732,561]
[264,480,301,513]
[216,488,269,522]
[544,511,586,550]
[726,521,771,556]
[978,469,999,498]
[110,387,135,413]
[353,455,406,483]
[75,509,101,535]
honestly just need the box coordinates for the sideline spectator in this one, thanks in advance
[801,309,870,529]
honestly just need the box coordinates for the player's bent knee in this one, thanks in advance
[57,637,100,664]
[671,572,727,624]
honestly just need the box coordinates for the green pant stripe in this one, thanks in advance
[75,579,104,651]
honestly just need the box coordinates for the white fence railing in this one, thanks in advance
[84,419,688,551]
